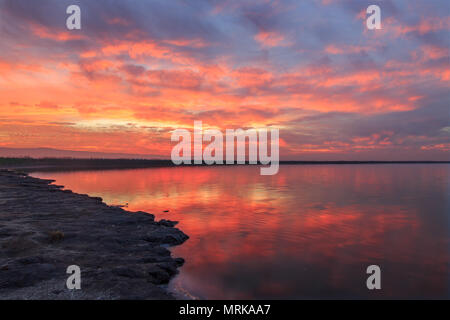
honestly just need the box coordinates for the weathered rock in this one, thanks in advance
[143,228,189,245]
[0,170,188,300]
[156,261,179,276]
[112,267,147,279]
[17,256,45,265]
[173,257,185,267]
[147,265,171,284]
[158,219,178,227]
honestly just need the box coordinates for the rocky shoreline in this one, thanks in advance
[0,170,189,299]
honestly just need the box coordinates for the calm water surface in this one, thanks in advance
[33,164,450,299]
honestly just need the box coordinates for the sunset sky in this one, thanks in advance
[0,0,449,160]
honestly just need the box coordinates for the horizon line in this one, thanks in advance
[1,157,449,164]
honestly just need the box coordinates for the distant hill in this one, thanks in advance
[0,147,162,159]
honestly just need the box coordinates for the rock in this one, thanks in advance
[34,263,57,274]
[139,256,172,264]
[0,264,56,289]
[143,228,189,245]
[173,257,185,267]
[156,261,178,276]
[0,170,188,299]
[147,265,171,284]
[17,256,45,265]
[158,219,178,227]
[0,271,36,288]
[112,267,146,279]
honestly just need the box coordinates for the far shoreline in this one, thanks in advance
[1,157,449,173]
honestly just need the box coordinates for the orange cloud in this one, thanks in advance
[32,25,85,41]
[254,31,287,48]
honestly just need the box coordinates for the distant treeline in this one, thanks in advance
[0,157,174,172]
[0,157,448,172]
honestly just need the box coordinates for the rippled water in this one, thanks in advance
[33,164,450,299]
